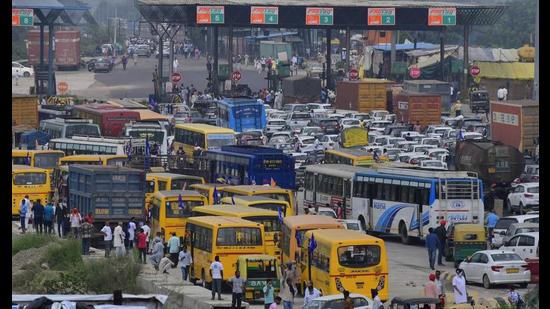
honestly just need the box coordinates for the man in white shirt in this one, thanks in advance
[210,255,224,300]
[303,281,322,307]
[113,222,126,257]
[452,269,468,304]
[100,221,113,258]
[497,86,506,101]
[128,219,136,249]
[159,253,174,274]
[178,246,193,281]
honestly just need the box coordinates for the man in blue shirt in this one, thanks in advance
[43,202,55,234]
[425,228,440,270]
[168,232,181,268]
[486,210,500,244]
[19,198,28,234]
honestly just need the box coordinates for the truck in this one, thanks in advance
[68,165,146,244]
[12,95,39,128]
[259,41,292,60]
[402,80,452,113]
[392,91,441,126]
[454,140,524,195]
[490,100,538,154]
[281,76,321,104]
[335,79,393,113]
[27,30,81,70]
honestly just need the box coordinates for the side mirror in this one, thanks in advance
[466,256,472,263]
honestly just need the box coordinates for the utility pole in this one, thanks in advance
[534,0,539,101]
[113,6,118,57]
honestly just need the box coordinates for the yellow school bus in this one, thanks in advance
[12,149,65,171]
[192,205,281,259]
[281,215,345,291]
[189,183,230,205]
[59,154,128,166]
[150,190,208,240]
[301,229,389,301]
[220,196,291,217]
[324,149,388,167]
[173,123,236,162]
[12,165,52,216]
[146,173,205,210]
[218,185,296,216]
[185,216,266,286]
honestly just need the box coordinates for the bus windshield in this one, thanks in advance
[216,227,262,246]
[251,203,287,215]
[338,245,380,268]
[13,172,47,185]
[128,130,165,145]
[12,157,28,165]
[66,124,101,138]
[207,134,235,149]
[246,259,277,279]
[255,193,290,204]
[165,200,204,218]
[34,153,63,169]
[248,216,281,233]
[171,179,203,190]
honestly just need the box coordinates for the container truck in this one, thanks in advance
[335,79,393,113]
[12,95,39,128]
[392,91,441,126]
[281,76,321,104]
[27,29,81,70]
[490,100,538,154]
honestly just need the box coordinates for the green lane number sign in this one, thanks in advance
[368,8,396,26]
[306,7,334,26]
[196,6,224,24]
[251,6,279,25]
[12,9,34,26]
[428,8,456,26]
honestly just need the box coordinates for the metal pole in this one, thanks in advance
[440,30,445,81]
[228,25,234,76]
[47,23,54,96]
[169,38,174,79]
[40,25,45,68]
[159,33,164,97]
[462,25,469,100]
[326,29,332,90]
[213,26,219,96]
[345,27,351,71]
[390,31,397,78]
[113,6,118,57]
[534,1,539,101]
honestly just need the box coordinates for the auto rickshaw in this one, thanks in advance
[469,90,490,114]
[389,291,490,309]
[237,255,281,302]
[445,224,487,268]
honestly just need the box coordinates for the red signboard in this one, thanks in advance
[409,67,421,79]
[57,81,69,93]
[171,72,182,83]
[470,65,480,76]
[349,69,359,80]
[232,71,242,81]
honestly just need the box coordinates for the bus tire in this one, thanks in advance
[201,269,207,288]
[399,222,411,245]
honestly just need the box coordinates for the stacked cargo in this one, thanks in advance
[490,100,539,154]
[403,80,451,113]
[335,79,393,112]
[12,95,39,128]
[392,92,441,126]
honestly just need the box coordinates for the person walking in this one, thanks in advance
[210,255,224,300]
[270,296,282,309]
[371,289,383,309]
[55,201,67,237]
[173,58,179,73]
[229,270,246,309]
[435,270,445,299]
[283,263,299,294]
[303,281,321,308]
[122,53,128,70]
[33,199,45,234]
[486,209,500,247]
[424,274,438,309]
[23,195,32,232]
[70,208,82,238]
[136,228,147,264]
[279,278,295,309]
[452,269,468,304]
[100,221,113,258]
[128,218,136,249]
[113,221,126,257]
[434,220,447,266]
[18,198,28,234]
[178,246,193,281]
[263,279,275,309]
[168,232,180,267]
[81,218,94,255]
[425,228,440,270]
[133,52,138,66]
[44,201,55,234]
[343,290,353,309]
[141,221,151,253]
[507,285,525,309]
[150,236,164,270]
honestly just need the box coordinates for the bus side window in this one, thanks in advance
[158,181,167,191]
[390,185,399,202]
[375,183,383,200]
[382,184,391,200]
[408,187,416,204]
[400,186,409,202]
[146,181,155,193]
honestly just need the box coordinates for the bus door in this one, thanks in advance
[416,188,423,237]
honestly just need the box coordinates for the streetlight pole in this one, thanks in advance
[534,0,539,101]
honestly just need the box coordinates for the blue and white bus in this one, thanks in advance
[352,167,484,244]
[216,97,267,133]
[200,145,295,189]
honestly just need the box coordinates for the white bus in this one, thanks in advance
[123,121,168,155]
[48,136,145,156]
[40,118,101,139]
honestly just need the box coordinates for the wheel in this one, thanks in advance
[518,203,524,215]
[482,274,492,289]
[519,282,528,289]
[399,222,411,245]
[454,261,460,268]
[445,244,453,261]
[201,269,207,288]
[190,268,197,285]
[23,72,30,77]
[506,199,513,213]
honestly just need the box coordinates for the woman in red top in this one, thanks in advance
[136,228,147,264]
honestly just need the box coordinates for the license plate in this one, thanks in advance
[507,268,519,273]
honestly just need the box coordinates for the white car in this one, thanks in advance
[507,182,539,214]
[426,148,450,159]
[462,132,484,140]
[420,137,441,147]
[319,134,339,150]
[492,215,539,248]
[419,160,448,170]
[283,104,309,113]
[398,152,425,163]
[12,61,34,78]
[315,207,337,218]
[499,232,539,260]
[369,120,392,132]
[371,135,392,146]
[339,219,365,233]
[295,136,317,153]
[305,293,371,309]
[328,113,346,121]
[369,109,389,121]
[288,112,312,128]
[459,250,531,289]
[425,125,453,137]
[265,119,287,134]
[400,131,423,139]
[395,141,418,150]
[340,118,362,130]
[306,103,334,113]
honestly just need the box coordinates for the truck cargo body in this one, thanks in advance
[72,104,140,137]
[335,79,392,112]
[455,140,524,187]
[27,30,81,70]
[490,100,538,154]
[392,91,441,126]
[68,165,146,224]
[281,76,321,104]
[259,41,292,60]
[403,80,452,112]
[12,95,39,128]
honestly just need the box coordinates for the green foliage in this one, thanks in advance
[12,234,56,256]
[82,255,142,293]
[41,239,83,270]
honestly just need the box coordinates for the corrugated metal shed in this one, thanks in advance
[476,62,534,80]
[458,47,519,62]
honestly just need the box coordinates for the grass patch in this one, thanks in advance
[41,239,83,270]
[12,234,57,256]
[82,255,142,293]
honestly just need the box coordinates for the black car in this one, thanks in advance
[310,118,340,134]
[93,58,112,73]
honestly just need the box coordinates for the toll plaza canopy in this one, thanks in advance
[136,0,506,29]
[13,0,96,25]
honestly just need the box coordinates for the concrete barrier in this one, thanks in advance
[137,267,249,309]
